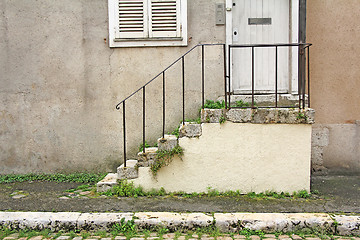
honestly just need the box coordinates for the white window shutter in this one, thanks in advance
[149,0,181,38]
[116,0,148,38]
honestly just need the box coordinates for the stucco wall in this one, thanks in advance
[0,0,226,173]
[133,122,312,193]
[307,0,360,173]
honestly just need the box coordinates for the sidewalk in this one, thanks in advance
[0,175,358,213]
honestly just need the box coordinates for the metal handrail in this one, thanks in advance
[115,43,226,166]
[115,43,225,110]
[115,42,312,166]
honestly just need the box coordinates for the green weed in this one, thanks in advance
[0,173,106,184]
[150,145,184,176]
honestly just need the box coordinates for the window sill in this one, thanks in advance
[110,37,188,48]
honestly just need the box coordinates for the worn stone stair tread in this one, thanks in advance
[96,173,119,192]
[117,160,139,179]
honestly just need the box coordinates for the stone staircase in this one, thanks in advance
[97,133,180,192]
[97,107,315,193]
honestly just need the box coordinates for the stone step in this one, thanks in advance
[96,173,118,192]
[157,134,178,151]
[217,94,308,107]
[117,159,138,180]
[137,147,158,167]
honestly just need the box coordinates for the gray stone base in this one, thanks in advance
[117,160,138,179]
[157,135,178,151]
[96,173,118,193]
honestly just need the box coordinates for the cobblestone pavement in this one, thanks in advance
[2,232,360,240]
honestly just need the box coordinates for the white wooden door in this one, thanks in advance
[231,0,290,93]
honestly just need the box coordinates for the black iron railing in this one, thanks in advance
[115,42,312,166]
[226,43,312,109]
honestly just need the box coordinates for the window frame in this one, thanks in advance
[108,0,188,47]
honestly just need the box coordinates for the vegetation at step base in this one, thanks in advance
[219,114,226,124]
[65,184,94,193]
[204,99,226,109]
[297,112,308,120]
[203,99,255,109]
[0,173,107,184]
[245,189,313,199]
[150,144,184,177]
[138,141,158,152]
[110,218,137,238]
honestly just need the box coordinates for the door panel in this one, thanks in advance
[232,0,290,93]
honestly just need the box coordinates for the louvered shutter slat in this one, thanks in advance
[117,0,148,38]
[150,0,181,38]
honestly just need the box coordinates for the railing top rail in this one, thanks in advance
[229,43,312,48]
[115,43,225,110]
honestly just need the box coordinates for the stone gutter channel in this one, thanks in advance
[0,212,359,236]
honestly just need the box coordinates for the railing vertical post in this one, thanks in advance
[123,101,126,167]
[275,46,278,108]
[298,46,302,109]
[142,86,146,154]
[182,56,185,124]
[162,71,165,138]
[202,45,205,109]
[223,44,227,109]
[228,45,231,109]
[307,46,310,108]
[251,46,255,108]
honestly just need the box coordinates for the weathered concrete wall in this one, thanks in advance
[133,122,312,193]
[0,0,226,173]
[307,0,360,173]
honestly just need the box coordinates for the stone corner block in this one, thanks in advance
[226,109,252,123]
[96,173,119,192]
[201,108,226,123]
[179,122,202,138]
[117,160,138,179]
[157,135,178,151]
[137,147,158,167]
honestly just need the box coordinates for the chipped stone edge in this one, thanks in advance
[201,108,315,124]
[0,212,358,235]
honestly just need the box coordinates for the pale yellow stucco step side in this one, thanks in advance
[132,122,312,194]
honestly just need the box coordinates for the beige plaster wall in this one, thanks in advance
[132,122,312,193]
[307,0,360,124]
[307,1,360,173]
[0,0,226,173]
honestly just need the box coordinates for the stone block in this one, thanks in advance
[312,127,329,147]
[226,109,252,123]
[137,147,158,167]
[117,160,138,179]
[179,122,202,138]
[157,135,178,151]
[201,109,226,123]
[252,109,277,124]
[96,173,118,193]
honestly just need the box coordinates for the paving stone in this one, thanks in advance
[3,237,17,240]
[56,236,71,240]
[29,236,43,240]
[192,234,199,238]
[250,236,261,240]
[162,233,176,238]
[79,191,92,195]
[290,235,303,240]
[150,233,158,237]
[100,238,112,240]
[146,237,160,240]
[11,194,27,199]
[216,237,232,240]
[264,234,276,238]
[200,237,214,240]
[72,237,83,240]
[177,236,186,240]
[233,235,246,239]
[279,236,291,239]
[304,238,320,240]
[129,238,145,240]
[18,238,28,240]
[265,238,278,240]
[114,237,127,240]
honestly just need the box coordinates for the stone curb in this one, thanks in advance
[0,212,359,236]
